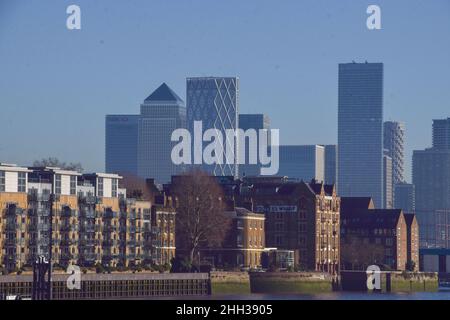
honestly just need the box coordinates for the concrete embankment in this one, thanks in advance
[210,272,251,295]
[210,271,334,295]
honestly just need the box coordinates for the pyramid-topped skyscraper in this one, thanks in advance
[106,83,186,183]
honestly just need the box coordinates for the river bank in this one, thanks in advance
[210,271,439,295]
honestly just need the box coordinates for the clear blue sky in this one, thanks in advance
[1,0,449,181]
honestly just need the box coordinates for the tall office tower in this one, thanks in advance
[413,148,450,248]
[432,117,450,150]
[138,83,186,183]
[383,151,393,209]
[413,118,450,248]
[186,77,239,178]
[394,183,415,213]
[324,145,337,185]
[105,115,139,175]
[338,62,384,208]
[384,121,405,184]
[239,114,270,177]
[105,83,186,183]
[278,145,324,182]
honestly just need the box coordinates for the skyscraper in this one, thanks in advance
[239,114,270,177]
[413,118,450,248]
[432,117,450,150]
[337,62,384,208]
[105,83,186,183]
[105,115,139,176]
[324,145,337,185]
[186,77,239,178]
[383,151,393,209]
[138,83,186,183]
[384,121,405,184]
[278,145,324,182]
[394,183,415,213]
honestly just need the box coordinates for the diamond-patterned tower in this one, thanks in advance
[186,77,239,178]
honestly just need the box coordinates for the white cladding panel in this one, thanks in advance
[61,175,71,195]
[4,171,18,193]
[103,177,112,198]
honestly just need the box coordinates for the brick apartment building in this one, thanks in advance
[199,207,265,269]
[340,197,419,271]
[238,177,340,274]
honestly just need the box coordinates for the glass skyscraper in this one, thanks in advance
[338,62,384,208]
[413,118,450,248]
[324,145,337,185]
[186,77,239,178]
[278,145,324,182]
[105,83,186,183]
[138,83,186,183]
[105,115,139,176]
[239,114,270,177]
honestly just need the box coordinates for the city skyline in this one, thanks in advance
[1,1,450,181]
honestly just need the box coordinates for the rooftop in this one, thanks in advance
[144,83,184,103]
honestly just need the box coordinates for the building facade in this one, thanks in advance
[324,145,337,185]
[242,177,340,274]
[105,115,139,176]
[432,117,450,150]
[0,164,170,273]
[394,183,415,213]
[338,62,384,208]
[340,197,417,271]
[186,77,239,178]
[384,121,405,185]
[238,113,271,177]
[278,145,325,182]
[199,207,265,269]
[383,152,393,209]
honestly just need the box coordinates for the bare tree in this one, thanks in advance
[171,170,231,265]
[33,157,83,173]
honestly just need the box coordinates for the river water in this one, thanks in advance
[161,291,450,300]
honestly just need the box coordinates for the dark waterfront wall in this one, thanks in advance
[0,272,210,299]
[340,271,438,292]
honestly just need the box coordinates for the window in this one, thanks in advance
[55,174,61,195]
[70,176,76,195]
[0,171,5,192]
[98,177,104,197]
[18,172,26,192]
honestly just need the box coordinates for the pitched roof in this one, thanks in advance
[144,83,184,103]
[403,213,417,226]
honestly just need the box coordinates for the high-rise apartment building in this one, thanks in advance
[278,145,324,182]
[105,83,186,183]
[239,114,270,177]
[186,77,239,178]
[338,62,384,208]
[384,121,405,185]
[383,151,393,209]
